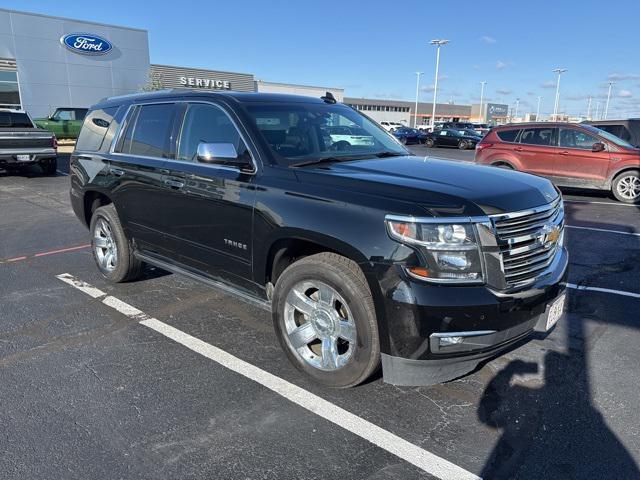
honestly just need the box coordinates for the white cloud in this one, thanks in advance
[608,73,640,81]
[618,89,633,98]
[496,60,509,70]
[480,36,497,44]
[495,88,513,95]
[421,84,435,93]
[540,81,556,89]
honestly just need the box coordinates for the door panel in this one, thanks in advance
[109,102,180,255]
[157,102,257,287]
[515,127,558,176]
[160,162,256,283]
[555,128,610,185]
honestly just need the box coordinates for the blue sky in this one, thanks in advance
[9,0,640,117]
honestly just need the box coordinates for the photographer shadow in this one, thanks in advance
[478,327,639,479]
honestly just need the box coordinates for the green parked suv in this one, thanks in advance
[33,107,88,140]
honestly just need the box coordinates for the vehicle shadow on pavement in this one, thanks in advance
[477,305,640,479]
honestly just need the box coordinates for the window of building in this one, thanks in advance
[0,70,20,108]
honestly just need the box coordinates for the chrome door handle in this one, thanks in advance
[559,151,569,155]
[514,147,523,151]
[109,167,125,177]
[164,179,185,189]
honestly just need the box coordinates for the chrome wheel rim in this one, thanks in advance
[617,175,640,200]
[283,280,357,371]
[93,218,117,272]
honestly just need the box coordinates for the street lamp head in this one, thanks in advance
[429,39,450,46]
[553,68,568,74]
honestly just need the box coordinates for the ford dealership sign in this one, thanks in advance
[61,34,113,55]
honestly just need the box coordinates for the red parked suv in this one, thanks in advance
[475,122,640,203]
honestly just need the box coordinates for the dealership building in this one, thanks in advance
[0,7,506,126]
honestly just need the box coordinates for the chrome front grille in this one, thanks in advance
[491,198,564,288]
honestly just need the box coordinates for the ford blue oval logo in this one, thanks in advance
[61,33,113,55]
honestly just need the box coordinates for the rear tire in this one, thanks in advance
[425,138,435,148]
[272,252,380,388]
[40,158,57,176]
[458,140,468,150]
[90,204,142,282]
[612,170,640,203]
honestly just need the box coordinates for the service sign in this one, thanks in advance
[61,33,113,56]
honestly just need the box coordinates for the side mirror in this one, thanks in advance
[592,142,606,152]
[196,142,251,170]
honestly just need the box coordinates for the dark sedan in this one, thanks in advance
[425,128,482,149]
[392,127,426,145]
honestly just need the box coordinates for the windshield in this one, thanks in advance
[244,102,408,165]
[587,125,635,148]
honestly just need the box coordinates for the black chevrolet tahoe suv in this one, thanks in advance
[70,90,568,388]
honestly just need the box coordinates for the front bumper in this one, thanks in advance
[377,246,568,386]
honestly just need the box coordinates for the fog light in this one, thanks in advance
[440,336,464,346]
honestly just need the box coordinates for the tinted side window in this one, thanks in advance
[497,129,520,142]
[120,103,176,158]
[76,107,118,152]
[75,109,88,121]
[597,124,631,142]
[559,128,599,150]
[177,103,250,163]
[520,128,554,146]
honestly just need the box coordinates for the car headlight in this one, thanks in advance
[385,216,484,284]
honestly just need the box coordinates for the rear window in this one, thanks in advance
[0,111,33,128]
[497,129,520,142]
[117,103,177,158]
[76,107,118,152]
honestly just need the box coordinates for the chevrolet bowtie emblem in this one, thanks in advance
[539,224,561,249]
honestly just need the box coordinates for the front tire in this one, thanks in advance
[272,252,380,388]
[90,204,142,282]
[458,140,468,150]
[612,170,640,203]
[425,138,435,148]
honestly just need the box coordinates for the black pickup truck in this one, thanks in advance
[69,90,568,387]
[0,110,58,174]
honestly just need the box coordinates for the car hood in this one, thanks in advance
[296,155,559,216]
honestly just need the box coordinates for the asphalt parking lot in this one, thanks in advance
[1,151,639,479]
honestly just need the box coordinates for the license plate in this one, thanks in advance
[16,154,31,161]
[546,294,566,330]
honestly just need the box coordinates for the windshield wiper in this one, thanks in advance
[373,151,405,158]
[291,155,366,168]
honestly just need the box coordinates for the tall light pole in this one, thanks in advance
[429,39,449,130]
[536,96,542,120]
[514,98,520,119]
[413,72,423,128]
[586,96,592,119]
[595,101,600,120]
[604,82,614,119]
[552,68,567,120]
[479,81,487,122]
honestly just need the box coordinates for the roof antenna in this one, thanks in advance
[321,91,337,104]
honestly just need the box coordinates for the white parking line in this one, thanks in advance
[565,225,640,237]
[564,200,638,207]
[565,283,640,299]
[56,170,69,176]
[55,273,480,480]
